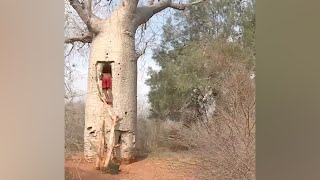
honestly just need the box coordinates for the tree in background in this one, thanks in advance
[147,0,255,123]
[146,2,256,178]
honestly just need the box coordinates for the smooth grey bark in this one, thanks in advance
[84,12,138,162]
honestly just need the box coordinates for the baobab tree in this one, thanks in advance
[64,0,206,164]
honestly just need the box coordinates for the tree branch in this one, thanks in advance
[64,44,75,58]
[170,0,206,10]
[134,0,206,26]
[68,0,101,29]
[68,0,90,23]
[121,0,139,12]
[83,0,92,17]
[148,0,155,6]
[136,41,149,60]
[64,33,93,44]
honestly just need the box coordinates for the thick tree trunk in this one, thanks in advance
[84,13,137,164]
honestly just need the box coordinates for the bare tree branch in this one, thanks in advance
[148,0,155,6]
[170,0,206,10]
[77,43,87,51]
[65,93,85,99]
[64,44,75,58]
[64,33,93,44]
[68,0,90,23]
[68,0,101,29]
[134,0,206,26]
[121,0,139,12]
[94,0,102,6]
[136,41,149,60]
[83,0,92,18]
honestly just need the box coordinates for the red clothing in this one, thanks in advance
[102,74,112,89]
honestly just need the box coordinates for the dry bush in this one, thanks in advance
[136,114,164,154]
[163,63,255,180]
[136,114,187,154]
[65,101,85,157]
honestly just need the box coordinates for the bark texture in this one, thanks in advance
[84,9,137,163]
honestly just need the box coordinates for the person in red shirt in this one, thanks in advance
[100,63,113,105]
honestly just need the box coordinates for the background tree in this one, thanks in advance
[147,0,255,123]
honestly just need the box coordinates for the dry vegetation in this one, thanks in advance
[65,60,255,180]
[65,101,85,158]
[65,40,256,180]
[134,63,256,180]
[65,65,255,180]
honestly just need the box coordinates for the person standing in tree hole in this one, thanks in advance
[100,63,113,105]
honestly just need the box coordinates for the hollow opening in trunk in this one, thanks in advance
[118,132,122,144]
[102,63,112,74]
[98,61,114,80]
[98,61,114,105]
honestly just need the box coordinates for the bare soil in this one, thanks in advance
[65,152,199,180]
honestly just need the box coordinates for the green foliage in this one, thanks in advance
[147,0,256,121]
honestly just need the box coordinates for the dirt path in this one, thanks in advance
[65,153,198,180]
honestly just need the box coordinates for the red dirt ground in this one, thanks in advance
[65,153,198,180]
